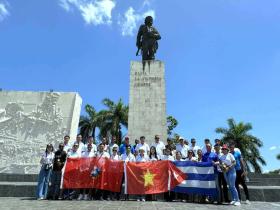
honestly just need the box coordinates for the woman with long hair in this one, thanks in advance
[36,143,54,200]
[149,146,158,161]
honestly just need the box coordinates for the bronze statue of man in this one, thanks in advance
[136,16,161,61]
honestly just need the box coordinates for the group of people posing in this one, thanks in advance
[36,134,250,206]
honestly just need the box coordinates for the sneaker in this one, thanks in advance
[234,201,241,206]
[230,201,236,205]
[142,198,146,202]
[77,194,83,200]
[84,194,89,200]
[245,200,250,204]
[37,197,44,200]
[137,199,141,202]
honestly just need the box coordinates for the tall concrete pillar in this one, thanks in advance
[128,60,167,145]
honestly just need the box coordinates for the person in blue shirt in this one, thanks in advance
[202,144,218,163]
[119,136,135,155]
[202,143,219,203]
[229,143,250,204]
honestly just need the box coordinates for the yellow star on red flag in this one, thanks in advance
[141,169,155,187]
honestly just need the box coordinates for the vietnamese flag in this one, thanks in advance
[62,157,124,192]
[125,160,185,194]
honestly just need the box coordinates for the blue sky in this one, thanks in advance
[0,0,280,172]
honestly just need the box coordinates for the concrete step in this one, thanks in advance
[0,181,279,202]
[0,173,280,202]
[0,173,37,182]
[0,182,36,197]
[247,179,280,186]
[245,186,280,202]
[248,173,280,179]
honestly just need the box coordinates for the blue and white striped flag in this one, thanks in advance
[172,161,217,197]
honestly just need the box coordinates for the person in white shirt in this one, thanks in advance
[161,147,175,161]
[219,144,240,206]
[186,150,197,162]
[213,143,229,203]
[136,148,148,202]
[150,135,165,157]
[110,146,121,160]
[81,143,96,158]
[136,148,149,162]
[149,146,158,161]
[78,144,95,200]
[36,144,55,200]
[96,144,110,159]
[99,137,109,153]
[109,136,119,156]
[175,151,185,161]
[201,138,214,154]
[68,143,81,158]
[188,138,200,156]
[176,137,189,159]
[84,136,97,154]
[197,149,203,162]
[121,145,136,162]
[135,136,150,155]
[73,134,85,154]
[63,135,71,153]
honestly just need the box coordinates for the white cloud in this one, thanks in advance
[59,0,116,25]
[0,1,9,22]
[118,7,155,36]
[269,146,277,151]
[143,0,151,7]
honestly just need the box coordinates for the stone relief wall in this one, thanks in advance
[0,91,82,174]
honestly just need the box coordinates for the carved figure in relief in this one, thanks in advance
[0,92,67,173]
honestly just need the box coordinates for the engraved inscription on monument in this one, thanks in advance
[0,91,82,174]
[128,61,167,145]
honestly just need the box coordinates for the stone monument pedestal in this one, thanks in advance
[128,61,167,145]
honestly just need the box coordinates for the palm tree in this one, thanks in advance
[98,98,128,145]
[277,154,280,160]
[215,118,266,173]
[79,104,100,140]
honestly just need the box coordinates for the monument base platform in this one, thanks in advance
[0,173,279,201]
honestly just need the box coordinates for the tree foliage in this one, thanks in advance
[167,115,178,136]
[215,118,266,173]
[79,104,100,140]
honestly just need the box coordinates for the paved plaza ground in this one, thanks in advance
[0,198,280,210]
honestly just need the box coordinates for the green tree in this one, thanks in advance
[167,115,178,136]
[215,118,266,173]
[98,98,128,145]
[79,104,100,140]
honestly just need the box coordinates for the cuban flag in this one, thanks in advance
[172,161,217,197]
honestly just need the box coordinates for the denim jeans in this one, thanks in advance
[214,173,221,202]
[224,168,239,202]
[36,166,52,199]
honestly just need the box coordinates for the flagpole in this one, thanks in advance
[60,158,68,189]
[124,162,127,194]
[168,164,171,191]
